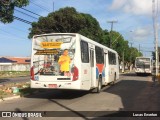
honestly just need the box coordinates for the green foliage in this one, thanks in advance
[78,13,103,41]
[0,71,29,78]
[100,30,110,47]
[0,0,29,23]
[129,47,142,64]
[100,31,142,63]
[28,7,103,41]
[28,6,142,64]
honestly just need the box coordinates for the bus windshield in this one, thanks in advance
[135,58,150,69]
[32,34,76,76]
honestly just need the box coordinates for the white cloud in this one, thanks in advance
[135,28,150,36]
[131,25,153,41]
[109,0,152,16]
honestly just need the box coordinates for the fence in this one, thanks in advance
[0,64,30,71]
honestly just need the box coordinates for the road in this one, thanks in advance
[0,73,160,120]
[0,76,30,85]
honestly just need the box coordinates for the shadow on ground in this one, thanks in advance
[21,74,160,120]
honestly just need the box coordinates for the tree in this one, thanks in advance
[28,7,103,41]
[0,0,29,23]
[100,30,110,47]
[28,6,142,65]
[103,31,142,64]
[130,47,142,64]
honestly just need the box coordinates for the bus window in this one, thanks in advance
[80,40,89,63]
[95,46,104,64]
[32,35,76,76]
[108,52,116,65]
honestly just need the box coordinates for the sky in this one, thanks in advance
[0,0,158,57]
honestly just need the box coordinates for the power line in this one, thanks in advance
[0,36,28,41]
[15,9,38,20]
[0,29,28,40]
[13,16,32,25]
[30,1,51,13]
[140,50,153,52]
[39,0,54,12]
[0,1,36,24]
[9,26,27,33]
[20,8,41,17]
[39,0,49,5]
[141,46,154,49]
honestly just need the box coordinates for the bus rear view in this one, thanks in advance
[30,33,119,92]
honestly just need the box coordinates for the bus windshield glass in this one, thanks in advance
[32,34,76,76]
[135,58,150,68]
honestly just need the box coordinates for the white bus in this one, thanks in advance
[30,33,119,92]
[135,57,152,75]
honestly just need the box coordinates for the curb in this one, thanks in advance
[0,90,40,102]
[0,95,21,102]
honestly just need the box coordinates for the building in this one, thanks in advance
[0,57,30,71]
[0,57,16,65]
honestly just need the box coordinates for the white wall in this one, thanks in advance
[0,64,30,71]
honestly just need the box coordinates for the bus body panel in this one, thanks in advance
[30,33,119,91]
[31,79,81,90]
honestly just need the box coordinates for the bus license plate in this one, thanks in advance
[49,84,57,88]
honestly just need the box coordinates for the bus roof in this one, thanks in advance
[32,33,118,54]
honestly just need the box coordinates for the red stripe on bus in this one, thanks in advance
[96,64,104,73]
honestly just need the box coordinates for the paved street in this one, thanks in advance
[0,73,160,120]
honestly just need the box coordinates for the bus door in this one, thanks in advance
[80,40,91,90]
[90,49,95,87]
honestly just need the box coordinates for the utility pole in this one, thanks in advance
[122,50,125,73]
[130,42,133,72]
[153,0,159,76]
[129,42,133,63]
[107,20,118,48]
[53,1,54,12]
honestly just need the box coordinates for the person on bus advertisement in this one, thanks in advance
[58,49,71,76]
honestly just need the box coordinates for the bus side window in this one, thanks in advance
[108,52,116,65]
[95,46,104,64]
[80,40,89,63]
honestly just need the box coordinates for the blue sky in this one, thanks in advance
[0,0,157,57]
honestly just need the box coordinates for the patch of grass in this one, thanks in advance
[0,71,29,78]
[0,82,31,98]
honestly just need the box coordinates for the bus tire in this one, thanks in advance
[96,77,102,93]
